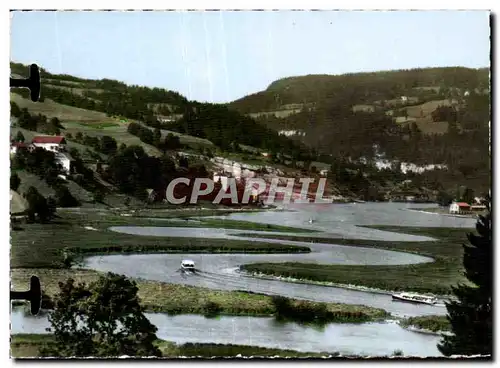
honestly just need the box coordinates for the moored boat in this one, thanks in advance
[392,292,438,305]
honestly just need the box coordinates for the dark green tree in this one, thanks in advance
[437,191,453,207]
[10,173,21,191]
[10,101,21,117]
[461,187,475,204]
[69,147,80,160]
[41,273,162,357]
[99,135,118,156]
[14,131,25,142]
[24,186,53,223]
[50,117,62,128]
[54,185,80,207]
[153,128,162,146]
[179,156,189,169]
[127,122,141,136]
[163,133,181,151]
[47,196,57,218]
[438,201,492,356]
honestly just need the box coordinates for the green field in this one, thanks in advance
[400,315,451,333]
[239,225,472,295]
[61,120,163,157]
[76,121,120,129]
[11,93,111,123]
[10,334,335,358]
[11,93,215,155]
[10,211,316,268]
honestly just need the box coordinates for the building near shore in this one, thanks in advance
[31,135,67,152]
[449,202,471,214]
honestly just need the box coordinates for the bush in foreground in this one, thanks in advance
[438,201,492,356]
[41,273,161,358]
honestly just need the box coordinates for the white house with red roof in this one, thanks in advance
[31,135,67,152]
[449,202,471,214]
[11,135,73,175]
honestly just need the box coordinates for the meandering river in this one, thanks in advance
[14,202,473,357]
[81,202,474,317]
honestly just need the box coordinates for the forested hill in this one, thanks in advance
[10,62,311,159]
[226,66,490,195]
[228,67,490,114]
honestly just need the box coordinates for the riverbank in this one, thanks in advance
[239,226,472,295]
[10,334,333,358]
[13,333,436,359]
[10,212,313,268]
[11,268,389,321]
[236,269,407,296]
[399,315,451,335]
[408,207,485,219]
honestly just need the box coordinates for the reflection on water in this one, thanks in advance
[10,309,443,357]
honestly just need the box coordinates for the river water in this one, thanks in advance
[82,202,474,317]
[11,309,443,357]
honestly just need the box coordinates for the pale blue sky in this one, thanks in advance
[10,10,490,103]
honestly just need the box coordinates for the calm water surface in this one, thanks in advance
[82,203,472,317]
[11,309,443,357]
[13,203,465,357]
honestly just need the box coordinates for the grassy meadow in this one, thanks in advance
[10,211,315,268]
[240,225,473,295]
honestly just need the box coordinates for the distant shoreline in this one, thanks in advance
[407,207,480,219]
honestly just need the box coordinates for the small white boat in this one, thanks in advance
[308,218,314,223]
[180,259,196,272]
[392,292,438,305]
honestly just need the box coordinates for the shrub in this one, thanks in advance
[10,173,21,191]
[54,185,80,207]
[93,191,105,203]
[203,301,222,318]
[24,186,54,223]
